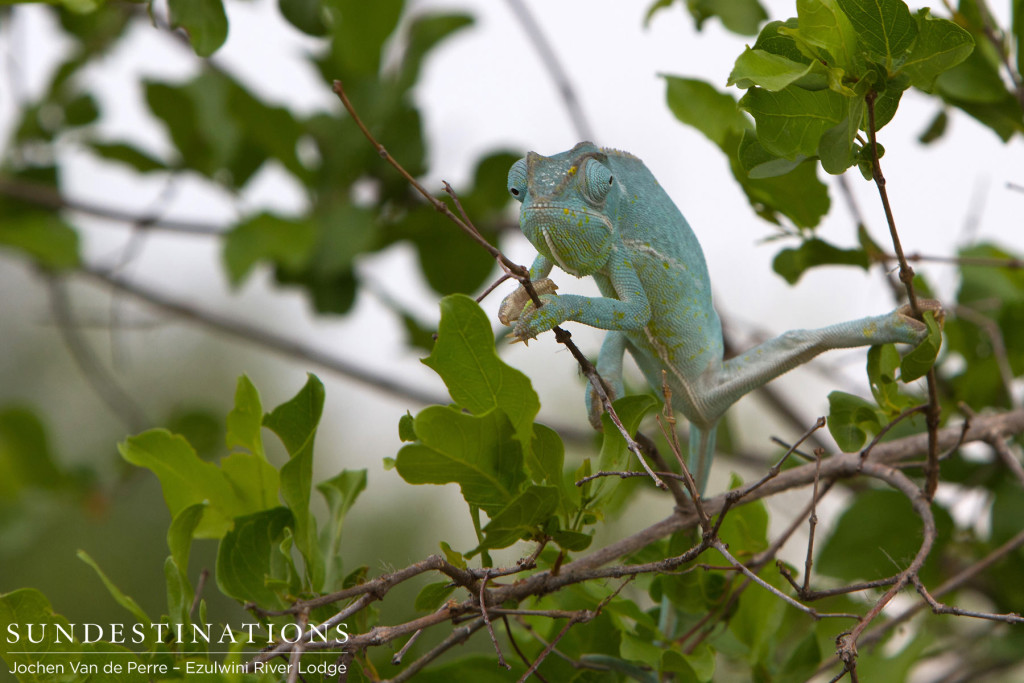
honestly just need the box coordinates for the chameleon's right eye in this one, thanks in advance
[507,159,528,203]
[582,159,614,204]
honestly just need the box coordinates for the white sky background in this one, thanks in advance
[2,0,1022,547]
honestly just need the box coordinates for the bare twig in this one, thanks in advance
[77,263,449,407]
[502,0,596,142]
[45,274,149,432]
[479,572,511,670]
[988,437,1024,488]
[0,177,224,235]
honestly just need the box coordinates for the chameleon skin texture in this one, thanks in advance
[501,142,938,492]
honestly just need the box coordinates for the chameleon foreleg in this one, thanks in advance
[509,250,652,340]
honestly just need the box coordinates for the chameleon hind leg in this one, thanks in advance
[688,423,717,496]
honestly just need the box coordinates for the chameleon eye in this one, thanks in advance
[583,159,613,203]
[507,158,528,203]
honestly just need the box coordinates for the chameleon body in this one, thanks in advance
[499,142,940,493]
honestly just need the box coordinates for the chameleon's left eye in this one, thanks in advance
[507,159,528,203]
[583,160,614,203]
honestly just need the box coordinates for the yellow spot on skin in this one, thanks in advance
[563,208,570,215]
[568,165,577,176]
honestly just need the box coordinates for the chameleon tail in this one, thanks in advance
[688,424,717,496]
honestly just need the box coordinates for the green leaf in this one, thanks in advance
[89,142,167,172]
[168,0,228,57]
[549,527,592,552]
[780,632,822,680]
[397,13,474,91]
[688,0,767,35]
[666,77,830,227]
[0,211,79,270]
[439,541,467,569]
[317,469,367,590]
[0,407,63,501]
[936,48,1014,104]
[902,9,974,91]
[739,133,806,178]
[740,86,849,159]
[729,562,786,660]
[728,48,819,91]
[836,0,917,69]
[772,238,869,284]
[714,474,769,555]
[0,589,82,672]
[226,375,264,459]
[223,213,317,286]
[278,0,328,36]
[786,0,861,72]
[395,407,525,515]
[664,76,750,147]
[119,429,244,538]
[414,582,456,612]
[662,644,716,681]
[165,504,205,626]
[899,310,942,382]
[598,395,658,474]
[264,374,325,589]
[422,295,540,452]
[221,452,280,511]
[753,18,812,63]
[827,391,882,451]
[77,550,152,626]
[216,507,295,607]
[867,344,906,414]
[398,412,417,442]
[918,108,948,143]
[531,423,575,514]
[817,488,952,584]
[330,0,405,75]
[477,485,559,551]
[731,148,831,227]
[167,503,207,580]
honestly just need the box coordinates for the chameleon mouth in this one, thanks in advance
[540,228,577,275]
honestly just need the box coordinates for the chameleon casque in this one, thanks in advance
[499,142,941,493]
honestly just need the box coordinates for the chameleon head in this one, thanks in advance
[506,142,618,277]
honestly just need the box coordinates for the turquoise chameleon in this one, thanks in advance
[498,142,942,493]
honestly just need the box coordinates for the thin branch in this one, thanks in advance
[912,575,1024,624]
[989,436,1024,487]
[45,273,149,432]
[865,92,942,500]
[861,528,1024,647]
[0,177,224,235]
[479,572,511,670]
[502,0,596,142]
[379,618,486,683]
[710,538,858,621]
[833,460,937,673]
[881,252,1024,270]
[77,263,449,408]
